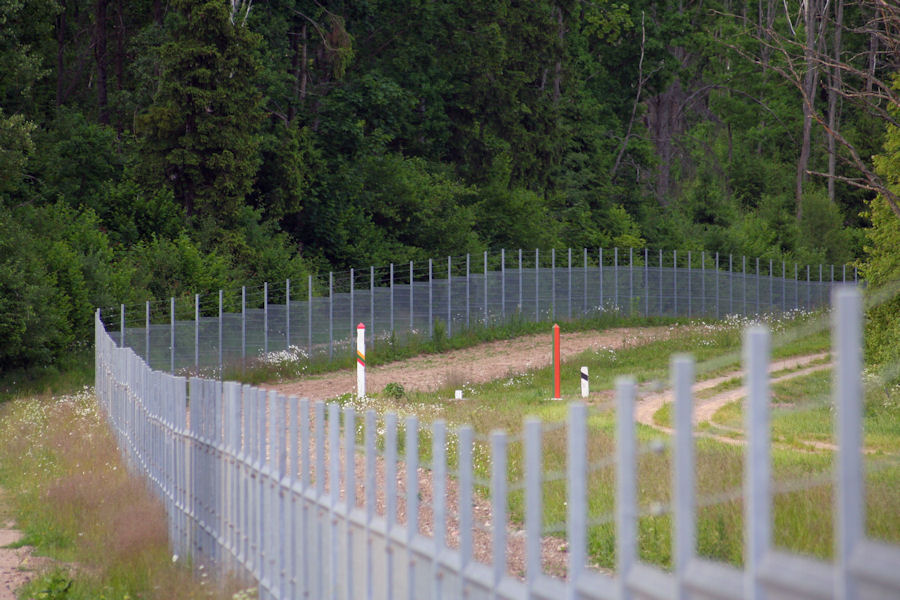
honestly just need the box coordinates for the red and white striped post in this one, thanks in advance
[553,324,561,400]
[357,322,366,397]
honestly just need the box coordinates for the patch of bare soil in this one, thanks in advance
[0,489,49,600]
[269,326,677,401]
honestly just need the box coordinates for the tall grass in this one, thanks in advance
[0,388,253,600]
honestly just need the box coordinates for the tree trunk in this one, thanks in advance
[56,2,67,107]
[114,0,125,91]
[795,0,821,219]
[94,0,109,124]
[827,0,844,202]
[552,4,564,105]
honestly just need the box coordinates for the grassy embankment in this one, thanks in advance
[0,385,254,599]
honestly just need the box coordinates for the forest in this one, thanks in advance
[0,0,898,376]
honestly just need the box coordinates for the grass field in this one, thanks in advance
[0,388,254,600]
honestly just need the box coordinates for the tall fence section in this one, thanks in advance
[101,248,855,374]
[95,287,900,599]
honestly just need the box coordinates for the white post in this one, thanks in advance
[834,287,862,600]
[580,366,589,398]
[356,323,366,397]
[745,325,771,600]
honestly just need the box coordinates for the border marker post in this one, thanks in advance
[356,323,366,397]
[553,324,561,400]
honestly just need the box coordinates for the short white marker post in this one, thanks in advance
[356,322,366,397]
[455,390,463,400]
[580,366,589,398]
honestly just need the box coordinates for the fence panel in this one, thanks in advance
[95,285,899,600]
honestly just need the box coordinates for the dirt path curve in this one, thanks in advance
[270,326,677,400]
[634,353,831,441]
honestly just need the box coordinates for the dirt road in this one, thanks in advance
[269,326,677,400]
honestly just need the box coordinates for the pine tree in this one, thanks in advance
[135,0,263,227]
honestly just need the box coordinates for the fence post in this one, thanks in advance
[432,420,447,599]
[170,297,175,374]
[599,247,604,311]
[447,256,452,338]
[306,277,312,359]
[729,254,734,316]
[524,418,542,593]
[742,256,747,316]
[264,282,269,355]
[536,248,540,321]
[630,247,634,316]
[659,249,663,316]
[756,258,760,315]
[673,250,677,316]
[384,413,398,598]
[350,268,355,343]
[145,301,150,366]
[194,295,200,369]
[834,287,863,600]
[687,251,691,318]
[466,254,470,329]
[242,287,247,365]
[567,403,587,600]
[286,279,291,350]
[616,378,637,600]
[428,259,433,339]
[519,248,524,312]
[364,409,376,598]
[120,303,125,348]
[745,325,772,600]
[458,426,474,573]
[715,253,720,319]
[390,263,395,333]
[484,251,489,325]
[329,273,334,360]
[343,406,356,600]
[370,266,375,333]
[218,289,223,375]
[567,247,572,320]
[552,248,556,320]
[502,248,507,320]
[491,430,508,593]
[581,248,587,315]
[644,248,649,317]
[614,247,619,312]
[410,261,414,333]
[673,355,695,595]
[405,416,419,595]
[701,251,706,316]
[794,263,799,309]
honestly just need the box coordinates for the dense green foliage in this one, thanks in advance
[0,0,896,372]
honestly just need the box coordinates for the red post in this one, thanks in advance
[553,323,561,399]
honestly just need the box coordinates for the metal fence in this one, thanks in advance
[95,287,900,600]
[101,248,854,374]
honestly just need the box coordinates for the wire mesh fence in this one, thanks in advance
[101,248,854,375]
